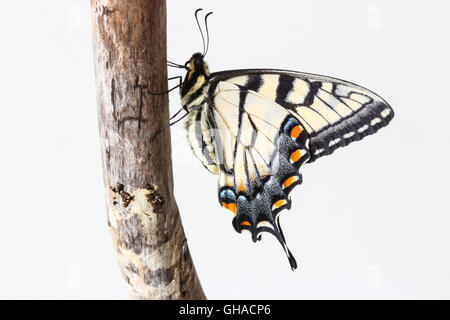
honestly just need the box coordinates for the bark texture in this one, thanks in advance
[91,0,205,299]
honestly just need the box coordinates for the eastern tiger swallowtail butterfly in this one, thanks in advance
[159,9,394,270]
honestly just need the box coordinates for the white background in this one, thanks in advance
[0,0,449,299]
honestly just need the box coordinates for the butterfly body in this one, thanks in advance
[179,53,394,270]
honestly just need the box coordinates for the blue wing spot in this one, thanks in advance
[283,117,299,135]
[218,187,236,204]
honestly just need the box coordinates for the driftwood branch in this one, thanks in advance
[91,0,205,299]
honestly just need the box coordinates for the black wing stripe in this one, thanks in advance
[245,74,263,92]
[275,74,294,106]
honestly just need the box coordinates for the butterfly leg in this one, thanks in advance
[148,76,182,95]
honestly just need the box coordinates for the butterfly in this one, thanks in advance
[160,9,394,270]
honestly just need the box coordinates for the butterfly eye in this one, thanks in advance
[194,56,202,66]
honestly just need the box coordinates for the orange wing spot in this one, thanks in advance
[290,125,302,139]
[222,202,236,215]
[259,165,267,178]
[282,176,296,189]
[240,221,251,226]
[290,150,301,163]
[238,181,245,192]
[273,199,286,209]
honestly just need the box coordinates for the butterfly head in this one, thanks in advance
[184,52,210,78]
[180,53,210,108]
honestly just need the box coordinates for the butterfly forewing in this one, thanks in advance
[211,69,394,162]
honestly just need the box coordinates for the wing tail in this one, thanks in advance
[222,116,310,270]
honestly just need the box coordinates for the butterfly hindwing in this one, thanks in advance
[204,80,311,269]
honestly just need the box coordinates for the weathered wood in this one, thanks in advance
[91,0,205,299]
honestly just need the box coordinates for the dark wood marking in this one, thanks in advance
[133,76,149,132]
[111,183,124,193]
[118,116,149,128]
[179,240,196,297]
[145,266,175,286]
[110,78,121,132]
[104,129,111,166]
[101,6,116,16]
[146,190,164,207]
[117,215,144,255]
[111,183,134,207]
[120,191,134,207]
[126,263,139,274]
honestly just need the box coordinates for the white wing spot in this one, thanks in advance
[314,148,325,155]
[256,221,274,230]
[334,84,352,96]
[329,138,341,147]
[321,82,333,92]
[381,108,391,118]
[286,78,309,104]
[371,117,381,126]
[350,92,371,104]
[343,132,355,139]
[258,74,279,101]
[358,124,369,133]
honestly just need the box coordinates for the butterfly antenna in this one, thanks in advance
[194,8,206,56]
[152,111,189,140]
[204,12,213,57]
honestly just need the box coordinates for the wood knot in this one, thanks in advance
[111,183,134,207]
[145,184,164,207]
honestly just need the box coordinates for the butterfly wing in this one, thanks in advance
[199,79,312,270]
[191,69,394,269]
[211,69,394,162]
